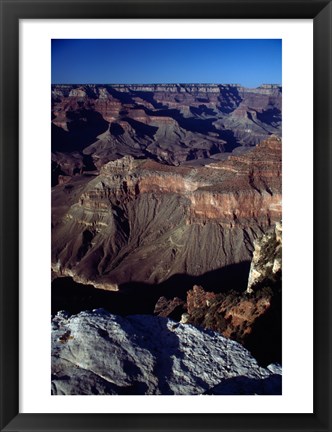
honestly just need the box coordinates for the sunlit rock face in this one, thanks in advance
[247,222,282,293]
[51,136,281,291]
[51,309,281,395]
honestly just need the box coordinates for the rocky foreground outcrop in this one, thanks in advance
[52,136,281,291]
[154,223,282,365]
[51,309,281,395]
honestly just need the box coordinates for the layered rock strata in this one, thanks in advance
[52,136,281,291]
[52,83,281,182]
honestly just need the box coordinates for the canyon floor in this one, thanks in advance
[51,84,282,395]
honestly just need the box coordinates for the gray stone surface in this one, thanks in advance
[51,309,281,395]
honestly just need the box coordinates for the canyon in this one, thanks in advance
[52,83,281,183]
[52,135,281,291]
[51,83,282,393]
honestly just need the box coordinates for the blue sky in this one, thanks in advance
[52,39,281,88]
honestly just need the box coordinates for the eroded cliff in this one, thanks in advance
[51,83,281,183]
[52,136,281,291]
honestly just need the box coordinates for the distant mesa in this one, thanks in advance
[51,83,281,182]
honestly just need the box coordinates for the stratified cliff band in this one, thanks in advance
[52,135,281,291]
[52,83,281,183]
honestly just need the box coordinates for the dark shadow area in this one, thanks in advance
[105,85,136,104]
[190,105,217,117]
[52,277,125,316]
[76,230,94,261]
[122,117,158,139]
[142,148,165,163]
[218,129,241,152]
[185,148,212,161]
[133,317,176,394]
[114,381,149,395]
[121,316,208,395]
[247,111,270,134]
[256,107,282,126]
[217,87,242,113]
[51,161,65,187]
[196,97,209,103]
[204,374,282,395]
[157,261,251,297]
[84,85,100,99]
[51,154,97,187]
[82,154,97,172]
[109,122,125,136]
[52,109,109,153]
[245,279,282,367]
[51,124,71,151]
[51,261,251,317]
[132,91,168,110]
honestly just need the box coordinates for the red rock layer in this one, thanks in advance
[52,136,281,290]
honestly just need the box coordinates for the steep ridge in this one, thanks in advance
[51,84,281,182]
[52,135,281,291]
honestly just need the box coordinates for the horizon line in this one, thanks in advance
[51,83,282,88]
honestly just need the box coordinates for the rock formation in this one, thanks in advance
[247,222,282,293]
[153,296,185,320]
[51,83,281,183]
[176,223,282,365]
[51,309,281,395]
[51,136,281,291]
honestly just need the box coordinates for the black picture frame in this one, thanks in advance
[1,0,331,431]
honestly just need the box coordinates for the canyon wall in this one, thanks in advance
[52,135,281,291]
[51,83,281,181]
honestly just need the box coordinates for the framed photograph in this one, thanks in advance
[0,0,331,431]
